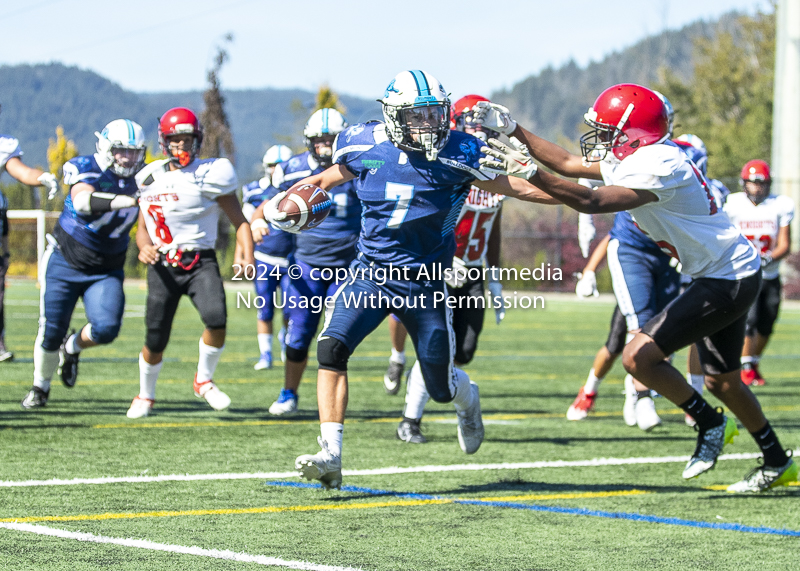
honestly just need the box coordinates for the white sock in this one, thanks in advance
[66,332,82,355]
[741,355,755,365]
[197,340,224,383]
[687,373,705,395]
[583,369,602,394]
[451,366,475,413]
[320,422,343,457]
[33,344,59,391]
[403,360,430,420]
[390,348,406,365]
[257,333,271,354]
[139,352,162,400]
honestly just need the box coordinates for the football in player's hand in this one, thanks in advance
[278,184,333,231]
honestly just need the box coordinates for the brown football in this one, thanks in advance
[278,184,333,231]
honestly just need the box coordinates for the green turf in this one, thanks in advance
[0,281,798,570]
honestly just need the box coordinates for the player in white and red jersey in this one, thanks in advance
[393,95,507,444]
[474,84,797,492]
[126,107,254,419]
[724,160,794,387]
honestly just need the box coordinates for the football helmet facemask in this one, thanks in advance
[451,94,500,142]
[95,119,147,178]
[741,159,771,205]
[381,70,451,161]
[158,107,203,168]
[580,84,669,163]
[304,108,347,168]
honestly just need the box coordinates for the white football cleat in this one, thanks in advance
[634,396,662,431]
[622,375,637,427]
[254,351,272,371]
[126,396,154,419]
[193,376,231,411]
[457,381,484,454]
[295,437,342,489]
[269,389,298,416]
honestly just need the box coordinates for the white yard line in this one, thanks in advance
[1,450,785,488]
[0,522,364,570]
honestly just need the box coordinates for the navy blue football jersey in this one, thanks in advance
[273,151,360,267]
[333,123,493,270]
[57,154,139,256]
[243,177,294,258]
[610,211,663,255]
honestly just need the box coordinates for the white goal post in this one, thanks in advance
[7,209,59,280]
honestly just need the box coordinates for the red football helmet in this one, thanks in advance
[158,107,203,167]
[580,84,669,162]
[741,159,771,204]
[451,94,500,141]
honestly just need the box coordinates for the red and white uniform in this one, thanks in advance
[136,158,237,252]
[453,186,504,267]
[724,193,795,280]
[600,142,759,280]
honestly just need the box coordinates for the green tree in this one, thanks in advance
[315,84,347,114]
[45,125,79,211]
[656,10,775,184]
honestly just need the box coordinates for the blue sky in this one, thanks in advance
[1,0,771,99]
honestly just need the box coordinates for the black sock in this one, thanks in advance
[678,392,723,431]
[751,422,788,467]
[636,390,651,400]
[403,416,421,425]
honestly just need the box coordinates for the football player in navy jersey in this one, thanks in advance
[242,144,293,371]
[0,105,59,363]
[255,109,361,416]
[21,120,145,409]
[262,70,558,489]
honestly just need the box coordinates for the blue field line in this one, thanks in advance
[264,481,800,537]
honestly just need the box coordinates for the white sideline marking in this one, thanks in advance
[0,523,363,570]
[1,451,786,488]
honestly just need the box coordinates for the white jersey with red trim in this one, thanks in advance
[724,192,795,280]
[599,142,759,280]
[136,158,237,252]
[453,186,504,267]
[0,135,22,172]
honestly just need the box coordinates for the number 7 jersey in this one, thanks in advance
[333,122,494,270]
[136,158,238,251]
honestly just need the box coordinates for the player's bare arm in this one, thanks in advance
[69,181,138,214]
[135,210,160,265]
[217,193,255,267]
[298,164,355,191]
[474,172,560,205]
[770,224,791,262]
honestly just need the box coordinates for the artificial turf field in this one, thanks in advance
[0,280,798,570]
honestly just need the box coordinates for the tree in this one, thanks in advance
[45,125,79,211]
[315,84,347,114]
[656,10,775,184]
[200,33,236,163]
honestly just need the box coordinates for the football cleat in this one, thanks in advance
[58,329,79,388]
[727,456,798,493]
[254,350,273,371]
[126,396,155,419]
[682,415,738,479]
[278,328,287,363]
[634,396,662,431]
[397,418,427,444]
[457,381,484,454]
[383,361,404,395]
[741,363,765,386]
[566,387,597,421]
[622,376,637,427]
[193,375,231,411]
[295,436,342,490]
[269,388,298,416]
[0,348,13,362]
[21,386,49,409]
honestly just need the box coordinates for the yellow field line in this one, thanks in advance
[0,498,452,524]
[477,489,650,502]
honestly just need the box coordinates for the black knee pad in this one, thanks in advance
[285,345,309,363]
[316,336,350,372]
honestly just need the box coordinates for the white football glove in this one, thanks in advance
[445,256,468,289]
[488,279,505,324]
[263,191,301,234]
[578,213,596,258]
[38,172,59,200]
[471,101,517,136]
[479,137,538,180]
[575,270,599,298]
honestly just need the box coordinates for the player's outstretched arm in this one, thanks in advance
[474,174,561,205]
[70,182,138,214]
[218,193,255,267]
[4,157,58,197]
[298,164,355,191]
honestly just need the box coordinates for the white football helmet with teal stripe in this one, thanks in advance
[304,108,348,167]
[381,70,451,161]
[263,144,292,171]
[95,119,147,177]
